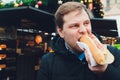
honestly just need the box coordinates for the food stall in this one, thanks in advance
[0,6,55,80]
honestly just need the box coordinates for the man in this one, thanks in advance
[37,1,120,80]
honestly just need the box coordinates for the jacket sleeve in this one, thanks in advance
[37,53,52,80]
[102,46,120,80]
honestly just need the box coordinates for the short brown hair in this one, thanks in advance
[55,1,90,29]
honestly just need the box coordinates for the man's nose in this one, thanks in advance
[78,25,87,34]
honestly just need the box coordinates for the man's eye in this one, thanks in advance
[71,24,79,28]
[73,24,79,27]
[84,21,89,26]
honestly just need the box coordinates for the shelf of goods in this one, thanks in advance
[0,40,17,80]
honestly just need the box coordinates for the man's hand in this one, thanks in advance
[84,48,108,73]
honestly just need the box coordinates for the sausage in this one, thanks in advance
[80,34,114,65]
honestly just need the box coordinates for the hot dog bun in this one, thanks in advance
[0,54,7,59]
[0,44,7,49]
[80,34,114,65]
[0,64,6,69]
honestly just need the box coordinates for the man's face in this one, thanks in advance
[57,9,92,52]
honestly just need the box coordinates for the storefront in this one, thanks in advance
[0,6,55,80]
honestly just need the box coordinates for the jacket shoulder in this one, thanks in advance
[107,45,120,54]
[41,52,55,67]
[42,52,55,60]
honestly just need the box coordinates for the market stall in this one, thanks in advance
[0,6,55,80]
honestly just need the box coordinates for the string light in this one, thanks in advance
[80,0,84,3]
[58,0,63,5]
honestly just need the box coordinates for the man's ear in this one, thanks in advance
[57,27,64,38]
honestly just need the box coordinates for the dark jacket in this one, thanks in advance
[37,35,120,80]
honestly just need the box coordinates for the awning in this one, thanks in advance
[91,18,118,37]
[0,6,55,33]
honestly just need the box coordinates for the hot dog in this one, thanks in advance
[80,34,114,65]
[0,64,6,69]
[0,54,7,60]
[0,44,7,49]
